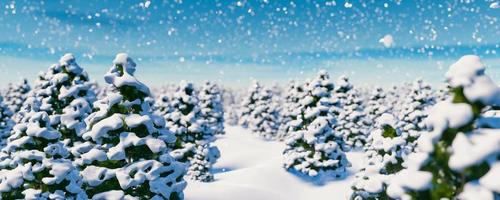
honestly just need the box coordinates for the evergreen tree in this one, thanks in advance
[3,78,30,114]
[0,96,87,199]
[387,55,500,199]
[186,144,215,182]
[335,89,370,151]
[248,86,281,140]
[350,113,410,199]
[78,53,186,199]
[283,70,350,177]
[0,96,14,147]
[238,81,262,128]
[365,87,390,126]
[165,81,209,162]
[163,81,220,183]
[32,53,96,116]
[278,81,306,140]
[396,79,436,151]
[221,87,240,126]
[199,81,225,135]
[333,75,370,151]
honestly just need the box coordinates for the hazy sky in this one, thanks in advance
[0,0,499,87]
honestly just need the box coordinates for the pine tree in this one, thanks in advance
[283,70,350,178]
[248,86,281,140]
[186,144,216,182]
[221,87,240,126]
[278,81,306,140]
[0,96,87,199]
[350,113,410,199]
[199,81,225,135]
[165,81,210,162]
[78,53,186,199]
[386,55,500,199]
[365,87,390,126]
[32,54,96,116]
[333,76,370,151]
[396,79,436,151]
[0,96,14,147]
[238,81,262,128]
[336,90,370,151]
[3,78,30,114]
[162,81,220,183]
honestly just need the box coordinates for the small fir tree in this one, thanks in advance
[283,70,350,178]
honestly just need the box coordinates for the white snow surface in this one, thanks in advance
[185,125,364,200]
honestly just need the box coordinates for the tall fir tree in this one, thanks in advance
[199,81,225,136]
[0,54,101,199]
[386,55,500,199]
[78,53,186,199]
[396,79,436,151]
[0,96,14,147]
[164,81,220,182]
[221,87,241,126]
[3,78,30,114]
[283,70,350,178]
[247,86,281,140]
[365,87,390,127]
[238,81,262,128]
[333,75,370,151]
[278,81,306,140]
[32,54,96,116]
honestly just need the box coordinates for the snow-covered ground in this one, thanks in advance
[185,125,364,200]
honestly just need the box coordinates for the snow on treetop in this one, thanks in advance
[445,55,500,106]
[335,75,352,92]
[377,113,397,128]
[113,53,137,75]
[58,53,83,74]
[445,55,485,87]
[104,53,150,97]
[464,76,500,106]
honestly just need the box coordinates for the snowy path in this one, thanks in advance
[185,125,365,200]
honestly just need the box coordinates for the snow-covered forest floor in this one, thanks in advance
[186,125,364,200]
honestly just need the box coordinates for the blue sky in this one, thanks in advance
[0,0,499,88]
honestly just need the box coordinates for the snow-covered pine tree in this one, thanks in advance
[0,96,87,199]
[199,81,225,135]
[165,81,207,161]
[238,80,262,128]
[336,95,370,151]
[365,87,390,125]
[33,54,96,116]
[277,80,306,140]
[333,75,370,151]
[248,86,281,140]
[283,70,350,178]
[386,55,500,199]
[0,96,14,147]
[27,54,97,146]
[221,87,240,126]
[186,144,215,182]
[163,81,220,182]
[396,79,436,151]
[79,53,186,199]
[334,75,353,99]
[3,78,30,114]
[350,113,411,199]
